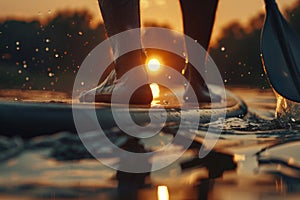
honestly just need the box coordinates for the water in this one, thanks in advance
[0,87,300,200]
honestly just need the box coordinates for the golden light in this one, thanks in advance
[150,83,160,99]
[157,186,169,200]
[233,154,246,162]
[147,58,161,72]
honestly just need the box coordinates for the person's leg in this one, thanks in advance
[79,0,152,104]
[180,0,220,102]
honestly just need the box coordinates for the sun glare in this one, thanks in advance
[150,83,160,99]
[157,186,169,200]
[147,58,161,72]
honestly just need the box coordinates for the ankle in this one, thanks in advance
[115,50,146,79]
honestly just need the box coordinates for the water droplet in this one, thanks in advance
[181,69,185,75]
[45,38,50,43]
[240,74,244,77]
[55,54,59,58]
[168,75,171,79]
[50,81,55,86]
[25,76,29,81]
[35,48,39,52]
[80,82,85,86]
[84,41,89,46]
[224,79,228,83]
[78,31,83,36]
[15,41,20,45]
[18,69,22,74]
[23,64,27,69]
[16,47,20,51]
[48,72,55,77]
[14,98,18,101]
[45,47,49,52]
[221,47,226,52]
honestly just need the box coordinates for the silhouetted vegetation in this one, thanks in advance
[210,0,300,88]
[0,10,105,93]
[210,14,267,87]
[0,1,299,93]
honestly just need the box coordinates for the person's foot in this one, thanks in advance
[183,82,221,103]
[79,69,153,105]
[79,69,116,103]
[79,49,153,105]
[183,64,221,103]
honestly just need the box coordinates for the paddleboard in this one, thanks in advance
[0,86,247,138]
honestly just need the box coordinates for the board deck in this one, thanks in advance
[0,86,247,138]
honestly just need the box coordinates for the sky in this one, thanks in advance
[0,0,298,41]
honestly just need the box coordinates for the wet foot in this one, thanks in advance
[183,62,222,103]
[79,69,153,105]
[183,82,221,103]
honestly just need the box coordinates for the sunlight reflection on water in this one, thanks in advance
[1,87,300,199]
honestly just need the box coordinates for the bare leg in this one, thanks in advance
[79,0,152,104]
[180,0,220,102]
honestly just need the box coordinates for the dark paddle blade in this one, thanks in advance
[261,0,300,102]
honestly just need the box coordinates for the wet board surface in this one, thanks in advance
[0,86,247,138]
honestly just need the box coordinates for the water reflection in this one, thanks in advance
[2,88,300,199]
[157,186,169,200]
[111,132,237,200]
[150,83,160,99]
[255,138,300,198]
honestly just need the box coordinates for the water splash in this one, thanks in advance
[275,92,300,126]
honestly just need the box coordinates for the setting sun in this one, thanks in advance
[147,58,161,72]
